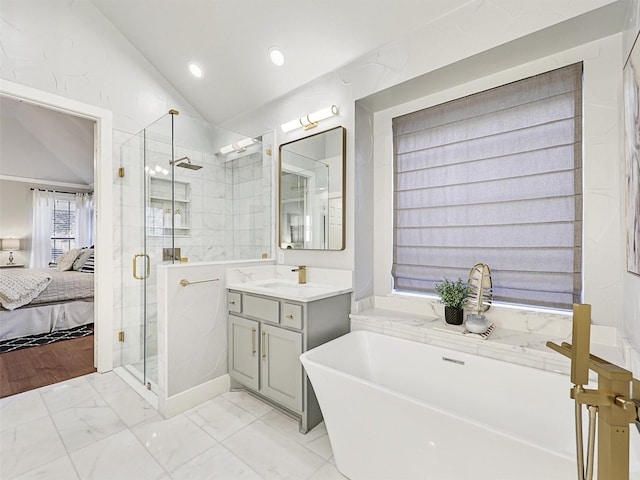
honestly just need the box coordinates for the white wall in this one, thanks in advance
[223,1,638,355]
[0,0,203,369]
[2,0,637,365]
[0,180,32,266]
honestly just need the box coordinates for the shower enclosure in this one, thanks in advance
[117,110,273,392]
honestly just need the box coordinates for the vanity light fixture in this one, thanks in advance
[280,105,339,133]
[188,62,203,78]
[268,46,285,67]
[219,137,257,155]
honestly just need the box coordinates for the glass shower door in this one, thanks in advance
[119,112,174,393]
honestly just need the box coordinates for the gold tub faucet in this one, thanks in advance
[292,265,306,284]
[547,304,640,480]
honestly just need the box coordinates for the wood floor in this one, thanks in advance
[0,335,96,398]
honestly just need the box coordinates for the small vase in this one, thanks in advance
[465,313,489,334]
[444,306,464,325]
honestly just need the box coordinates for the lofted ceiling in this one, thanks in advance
[0,0,625,186]
[0,96,95,187]
[90,0,473,125]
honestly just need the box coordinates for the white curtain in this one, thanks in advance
[30,189,54,268]
[75,193,94,248]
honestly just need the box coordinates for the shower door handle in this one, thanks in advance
[133,254,151,280]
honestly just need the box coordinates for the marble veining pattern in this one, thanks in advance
[351,295,625,379]
[0,372,345,480]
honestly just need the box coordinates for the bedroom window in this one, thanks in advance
[51,194,77,262]
[392,63,583,310]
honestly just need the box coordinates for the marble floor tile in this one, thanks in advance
[307,462,348,480]
[0,389,49,432]
[51,405,127,452]
[303,434,334,461]
[99,383,158,427]
[222,390,273,418]
[224,420,325,480]
[84,371,131,396]
[40,376,106,414]
[130,414,216,472]
[0,416,67,479]
[11,455,80,480]
[3,373,340,480]
[69,429,165,480]
[185,395,257,441]
[258,410,333,460]
[170,443,263,480]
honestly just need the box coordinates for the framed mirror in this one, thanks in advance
[279,126,345,250]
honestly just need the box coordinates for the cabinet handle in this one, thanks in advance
[286,314,293,319]
[229,301,236,305]
[261,331,266,359]
[251,327,256,355]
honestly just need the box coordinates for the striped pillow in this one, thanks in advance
[78,253,94,273]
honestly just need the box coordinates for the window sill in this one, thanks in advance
[350,294,622,379]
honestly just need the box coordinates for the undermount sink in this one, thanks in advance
[226,271,353,302]
[259,281,307,289]
[256,281,328,295]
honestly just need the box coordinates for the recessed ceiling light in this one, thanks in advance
[188,62,203,78]
[268,46,285,67]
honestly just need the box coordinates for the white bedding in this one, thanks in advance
[30,269,94,305]
[0,269,95,340]
[0,300,94,341]
[0,269,52,310]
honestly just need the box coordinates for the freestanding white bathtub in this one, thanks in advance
[300,330,577,480]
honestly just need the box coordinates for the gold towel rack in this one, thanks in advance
[179,278,219,287]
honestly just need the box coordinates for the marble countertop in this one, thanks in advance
[350,306,623,380]
[226,265,353,303]
[227,279,353,302]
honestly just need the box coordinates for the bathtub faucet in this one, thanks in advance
[547,304,640,480]
[291,265,306,284]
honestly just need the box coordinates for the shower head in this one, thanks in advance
[170,156,203,170]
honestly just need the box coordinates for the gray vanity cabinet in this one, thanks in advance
[228,315,259,390]
[260,323,302,412]
[227,289,351,433]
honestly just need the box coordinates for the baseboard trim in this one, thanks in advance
[159,374,230,418]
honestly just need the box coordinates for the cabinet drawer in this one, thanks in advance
[228,292,242,313]
[281,303,303,330]
[243,294,279,323]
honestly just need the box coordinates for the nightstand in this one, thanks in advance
[0,264,25,268]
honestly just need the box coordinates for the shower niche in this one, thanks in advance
[147,177,191,237]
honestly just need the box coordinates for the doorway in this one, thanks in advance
[0,79,114,374]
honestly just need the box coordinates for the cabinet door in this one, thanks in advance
[228,315,259,390]
[260,324,303,412]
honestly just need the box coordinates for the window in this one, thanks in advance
[46,192,93,264]
[392,63,583,309]
[51,194,76,262]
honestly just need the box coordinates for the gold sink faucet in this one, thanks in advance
[292,265,306,284]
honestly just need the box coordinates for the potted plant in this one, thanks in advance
[435,277,471,325]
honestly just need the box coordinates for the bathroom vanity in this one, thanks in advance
[226,272,352,433]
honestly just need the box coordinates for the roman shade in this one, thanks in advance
[392,63,583,309]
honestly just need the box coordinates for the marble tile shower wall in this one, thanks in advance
[227,152,271,260]
[113,138,271,368]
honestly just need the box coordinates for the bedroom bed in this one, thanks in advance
[0,250,95,342]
